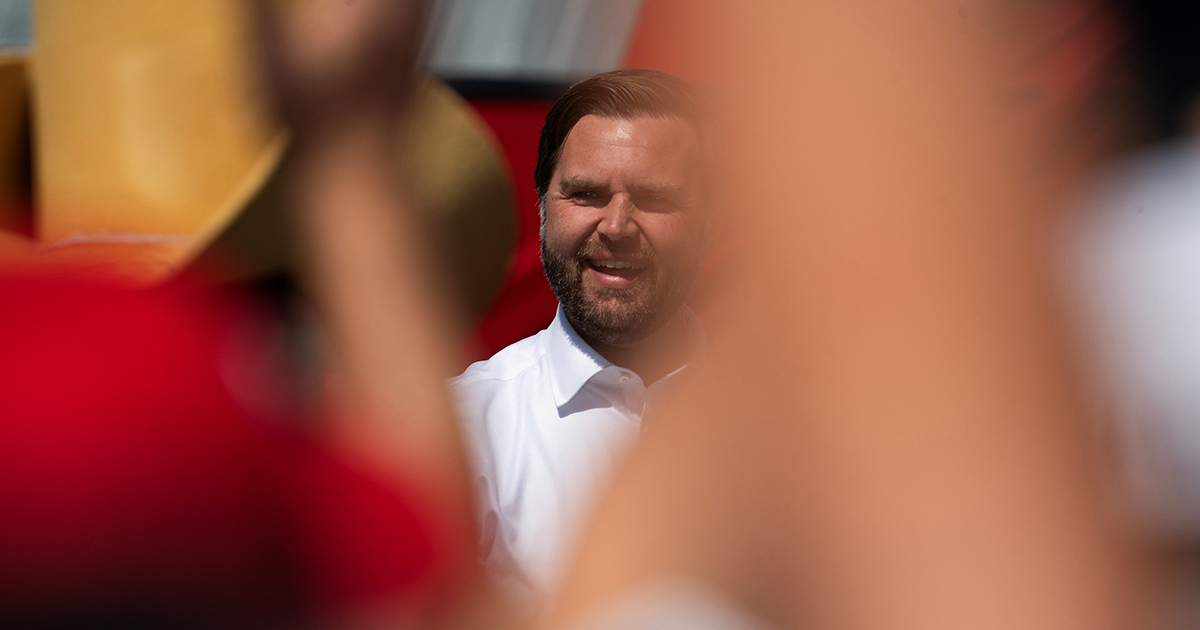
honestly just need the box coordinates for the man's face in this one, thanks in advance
[541,114,707,347]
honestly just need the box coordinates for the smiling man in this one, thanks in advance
[450,69,710,602]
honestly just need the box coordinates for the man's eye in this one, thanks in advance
[639,195,676,209]
[570,191,599,201]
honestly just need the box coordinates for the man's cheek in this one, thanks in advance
[545,239,576,265]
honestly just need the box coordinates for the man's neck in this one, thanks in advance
[572,309,695,385]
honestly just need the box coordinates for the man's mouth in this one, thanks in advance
[590,259,646,271]
[583,258,649,288]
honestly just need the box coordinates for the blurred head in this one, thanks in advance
[536,69,709,346]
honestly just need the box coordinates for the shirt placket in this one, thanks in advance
[596,366,646,420]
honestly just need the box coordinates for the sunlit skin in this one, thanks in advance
[542,114,707,383]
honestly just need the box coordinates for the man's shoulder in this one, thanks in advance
[450,329,555,453]
[450,329,550,397]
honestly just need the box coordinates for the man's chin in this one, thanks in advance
[549,265,686,346]
[573,321,649,347]
[568,301,662,347]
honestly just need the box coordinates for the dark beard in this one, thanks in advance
[541,238,695,347]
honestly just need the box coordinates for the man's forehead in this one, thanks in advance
[555,115,703,181]
[566,114,700,147]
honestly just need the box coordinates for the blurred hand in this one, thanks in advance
[250,0,427,139]
[245,0,472,564]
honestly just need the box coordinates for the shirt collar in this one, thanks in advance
[545,304,708,408]
[546,306,611,408]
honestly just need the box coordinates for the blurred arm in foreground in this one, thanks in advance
[249,0,470,529]
[0,1,483,626]
[545,3,1144,629]
[246,0,499,623]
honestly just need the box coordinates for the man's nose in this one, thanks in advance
[596,194,638,241]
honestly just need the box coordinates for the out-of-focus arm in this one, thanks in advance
[546,3,1142,629]
[248,0,471,557]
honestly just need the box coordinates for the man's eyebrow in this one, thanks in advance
[629,182,686,196]
[557,177,690,200]
[557,176,607,191]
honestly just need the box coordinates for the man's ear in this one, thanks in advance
[699,214,716,260]
[695,146,726,261]
[698,189,725,260]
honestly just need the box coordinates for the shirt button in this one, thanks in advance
[618,373,631,384]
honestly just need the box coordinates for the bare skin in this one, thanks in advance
[542,115,707,384]
[543,3,1143,630]
[249,1,485,624]
[251,0,467,515]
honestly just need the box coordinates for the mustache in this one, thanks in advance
[573,239,656,265]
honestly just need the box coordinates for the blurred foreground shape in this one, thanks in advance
[1,0,515,326]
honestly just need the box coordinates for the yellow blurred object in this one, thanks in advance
[28,1,515,312]
[32,0,286,282]
[193,75,517,321]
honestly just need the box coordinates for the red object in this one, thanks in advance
[467,100,561,359]
[0,277,466,626]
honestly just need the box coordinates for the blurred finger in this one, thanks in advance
[246,0,289,103]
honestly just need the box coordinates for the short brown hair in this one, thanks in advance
[534,69,703,209]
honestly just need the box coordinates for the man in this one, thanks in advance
[451,69,711,601]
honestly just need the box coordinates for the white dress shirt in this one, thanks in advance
[1068,141,1200,537]
[450,305,705,601]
